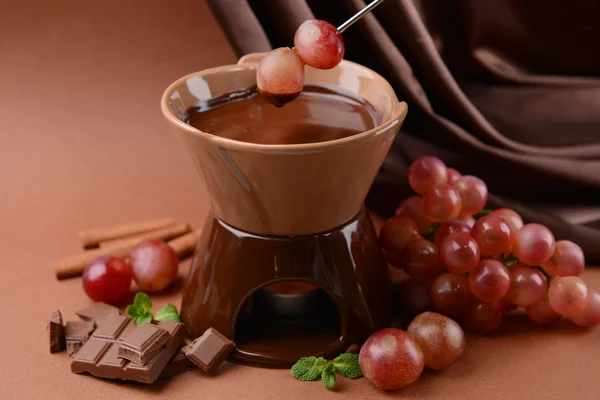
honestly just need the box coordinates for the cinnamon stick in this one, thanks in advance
[167,229,202,259]
[98,223,191,248]
[78,217,176,249]
[56,229,203,280]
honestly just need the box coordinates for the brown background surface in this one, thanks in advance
[0,1,598,399]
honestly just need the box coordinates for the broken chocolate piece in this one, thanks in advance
[76,303,122,326]
[159,340,195,379]
[184,327,234,374]
[118,323,170,365]
[71,315,187,384]
[48,310,65,353]
[65,320,95,357]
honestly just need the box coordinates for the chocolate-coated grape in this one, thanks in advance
[256,48,305,106]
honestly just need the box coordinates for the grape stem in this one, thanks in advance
[474,209,493,219]
[423,223,441,243]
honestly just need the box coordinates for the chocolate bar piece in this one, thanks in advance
[159,340,195,379]
[185,327,234,374]
[117,323,170,365]
[65,321,95,357]
[48,310,65,353]
[71,315,187,384]
[76,303,122,326]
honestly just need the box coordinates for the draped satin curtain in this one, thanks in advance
[207,0,600,260]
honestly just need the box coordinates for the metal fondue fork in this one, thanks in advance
[337,0,388,33]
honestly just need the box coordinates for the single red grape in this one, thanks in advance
[446,168,462,184]
[129,239,179,292]
[541,240,585,276]
[399,239,445,281]
[408,156,448,195]
[407,312,465,370]
[504,265,545,307]
[380,216,421,261]
[399,278,433,315]
[452,176,488,215]
[440,232,480,274]
[434,220,471,247]
[359,328,424,390]
[512,223,555,266]
[490,208,523,232]
[256,47,305,106]
[571,290,600,327]
[468,259,511,303]
[430,273,472,316]
[526,297,561,324]
[294,20,344,69]
[464,300,505,333]
[422,184,462,222]
[82,255,132,304]
[471,215,512,257]
[548,276,589,317]
[395,196,433,234]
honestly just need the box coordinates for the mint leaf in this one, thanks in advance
[291,357,328,381]
[333,353,362,379]
[155,304,180,322]
[321,363,336,389]
[133,293,152,314]
[126,293,154,325]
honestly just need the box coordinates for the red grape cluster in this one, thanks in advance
[382,156,600,332]
[256,20,345,106]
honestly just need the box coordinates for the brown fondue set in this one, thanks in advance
[161,53,408,367]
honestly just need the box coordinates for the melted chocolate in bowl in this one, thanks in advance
[183,85,380,145]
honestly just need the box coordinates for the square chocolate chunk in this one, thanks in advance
[184,327,234,374]
[118,323,170,366]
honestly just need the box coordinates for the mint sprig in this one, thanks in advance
[291,357,328,381]
[321,363,336,389]
[126,293,180,326]
[291,353,362,390]
[333,353,363,379]
[155,304,181,323]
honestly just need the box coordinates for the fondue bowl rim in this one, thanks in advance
[160,59,407,152]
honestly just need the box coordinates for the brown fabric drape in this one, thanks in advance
[207,0,600,261]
